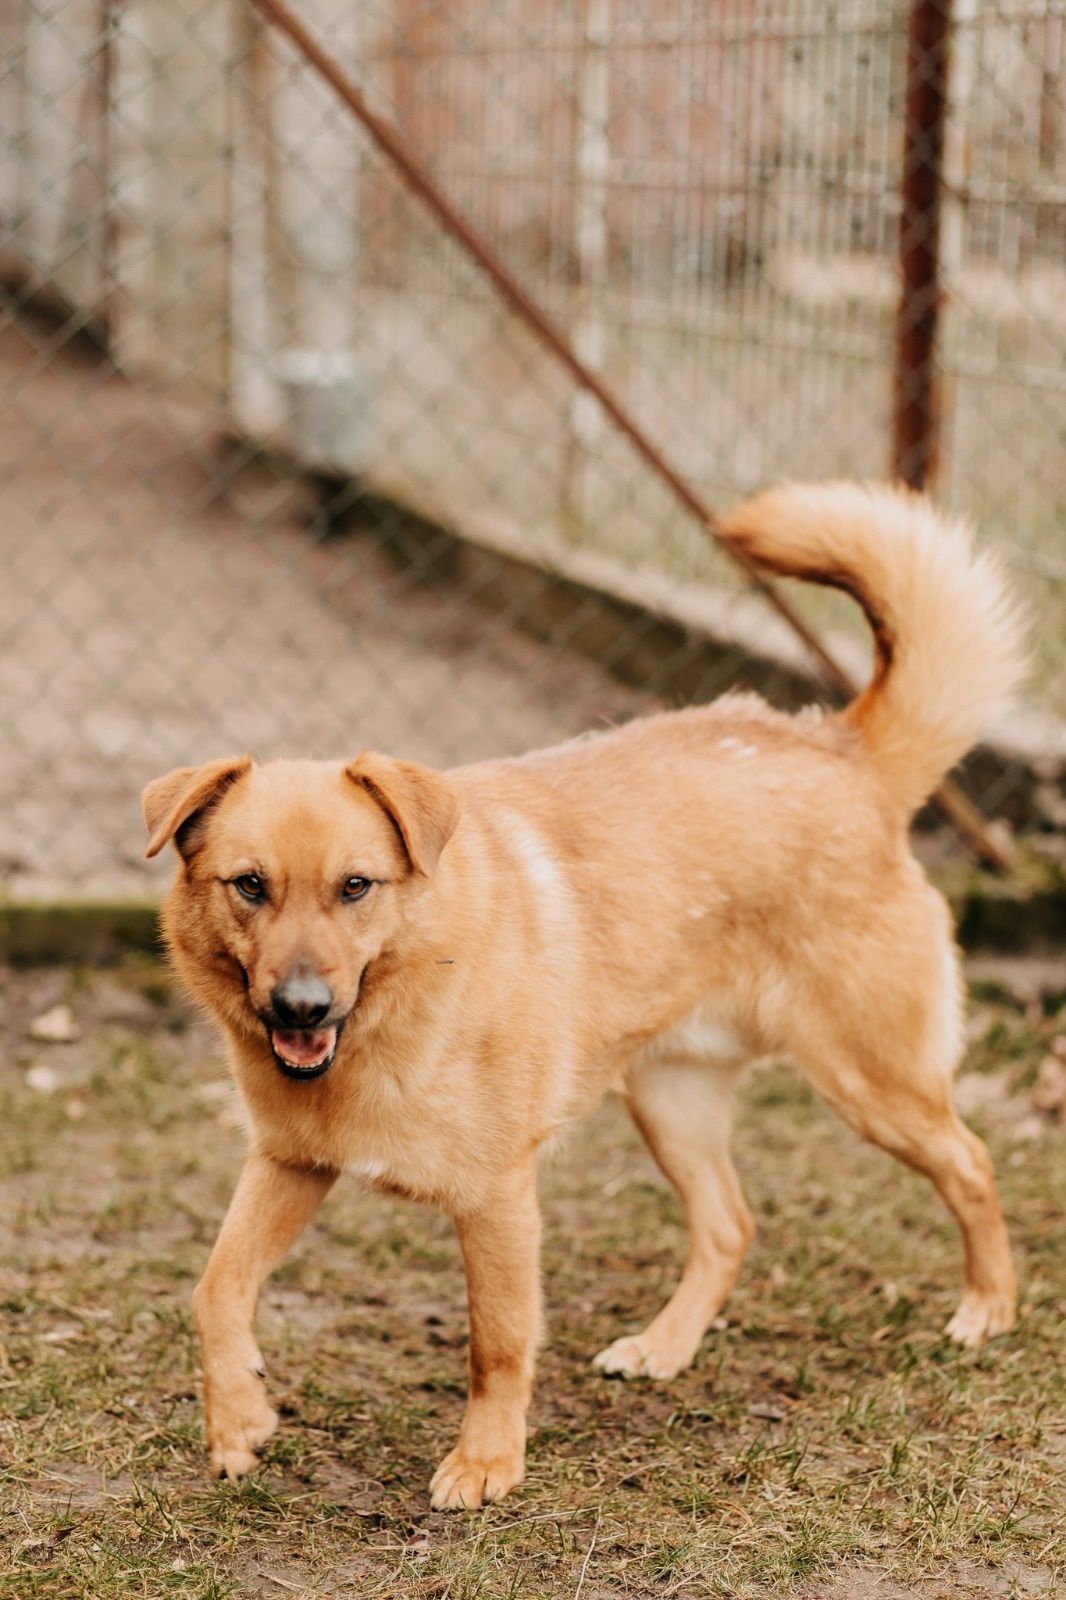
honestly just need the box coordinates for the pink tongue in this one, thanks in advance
[272,1026,336,1067]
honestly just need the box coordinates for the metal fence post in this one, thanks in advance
[893,0,953,491]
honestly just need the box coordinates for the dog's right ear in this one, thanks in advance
[142,755,252,860]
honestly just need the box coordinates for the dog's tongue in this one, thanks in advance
[271,1026,336,1069]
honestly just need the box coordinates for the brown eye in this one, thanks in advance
[342,876,371,902]
[233,873,265,902]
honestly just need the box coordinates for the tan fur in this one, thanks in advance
[146,481,1024,1510]
[721,480,1026,815]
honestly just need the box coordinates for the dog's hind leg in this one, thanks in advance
[792,964,1016,1347]
[594,1054,753,1380]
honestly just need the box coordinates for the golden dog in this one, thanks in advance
[144,482,1024,1510]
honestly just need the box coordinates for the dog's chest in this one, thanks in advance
[246,1050,501,1206]
[337,1100,494,1203]
[343,1154,389,1184]
[647,999,750,1066]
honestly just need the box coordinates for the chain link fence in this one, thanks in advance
[2,0,1064,899]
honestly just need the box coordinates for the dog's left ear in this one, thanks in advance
[143,755,252,859]
[346,752,461,877]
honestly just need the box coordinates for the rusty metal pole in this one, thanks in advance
[245,0,1011,870]
[893,0,953,490]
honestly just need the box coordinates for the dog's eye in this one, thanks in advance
[341,876,371,902]
[233,873,266,902]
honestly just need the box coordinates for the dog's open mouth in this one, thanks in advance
[270,1025,338,1080]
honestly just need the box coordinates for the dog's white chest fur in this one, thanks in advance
[345,1157,388,1184]
[650,999,750,1066]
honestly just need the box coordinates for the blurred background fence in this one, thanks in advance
[2,0,1065,900]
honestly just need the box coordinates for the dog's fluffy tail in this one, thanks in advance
[720,481,1026,817]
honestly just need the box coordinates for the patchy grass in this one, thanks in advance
[1,959,1064,1599]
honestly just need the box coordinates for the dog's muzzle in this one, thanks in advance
[263,972,342,1080]
[259,964,369,1081]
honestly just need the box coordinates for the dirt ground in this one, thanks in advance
[2,955,1064,1600]
[0,315,647,900]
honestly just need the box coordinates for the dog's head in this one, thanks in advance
[143,754,461,1080]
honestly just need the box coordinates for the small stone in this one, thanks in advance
[25,1062,63,1094]
[29,1003,80,1044]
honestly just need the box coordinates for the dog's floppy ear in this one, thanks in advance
[346,751,461,877]
[143,755,252,860]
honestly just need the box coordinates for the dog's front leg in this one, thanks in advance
[193,1148,336,1479]
[431,1163,541,1510]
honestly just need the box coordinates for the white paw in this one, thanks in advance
[208,1400,278,1480]
[204,1363,278,1480]
[429,1445,524,1510]
[945,1291,1015,1348]
[592,1334,690,1381]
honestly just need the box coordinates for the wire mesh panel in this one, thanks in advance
[1,0,1063,898]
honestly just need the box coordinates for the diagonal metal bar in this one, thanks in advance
[245,0,1011,872]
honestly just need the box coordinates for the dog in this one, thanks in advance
[143,481,1024,1510]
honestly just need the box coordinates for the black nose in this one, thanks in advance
[270,974,333,1028]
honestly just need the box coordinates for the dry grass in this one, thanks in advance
[1,957,1064,1599]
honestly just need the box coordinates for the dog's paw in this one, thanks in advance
[945,1290,1016,1348]
[592,1333,690,1381]
[429,1445,524,1511]
[205,1368,278,1481]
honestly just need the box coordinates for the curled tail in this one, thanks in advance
[720,481,1026,817]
